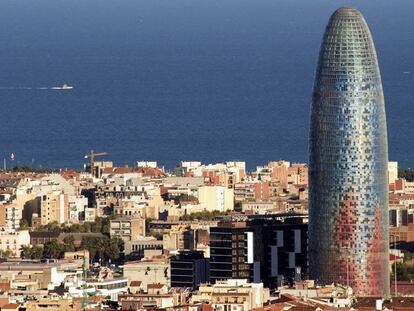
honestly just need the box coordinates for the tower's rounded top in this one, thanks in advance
[331,7,362,19]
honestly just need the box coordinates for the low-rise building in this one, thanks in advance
[86,277,128,301]
[0,260,80,289]
[110,217,146,241]
[192,279,269,311]
[123,257,170,289]
[197,186,234,212]
[64,250,90,269]
[124,236,163,257]
[0,230,30,257]
[40,190,69,225]
[170,251,209,290]
[26,299,76,311]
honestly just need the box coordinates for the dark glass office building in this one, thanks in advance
[170,251,209,290]
[209,215,308,288]
[309,7,389,296]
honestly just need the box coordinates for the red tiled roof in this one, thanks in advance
[130,281,142,287]
[391,281,414,295]
[390,254,403,260]
[1,303,19,309]
[137,167,165,177]
[102,167,133,174]
[251,305,284,311]
[390,194,414,201]
[60,171,80,180]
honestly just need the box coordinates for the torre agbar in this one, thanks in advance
[309,8,389,296]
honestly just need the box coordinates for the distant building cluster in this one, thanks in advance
[0,154,410,309]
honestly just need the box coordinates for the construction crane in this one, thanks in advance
[81,256,88,311]
[84,150,108,176]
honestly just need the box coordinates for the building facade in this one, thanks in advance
[209,215,307,289]
[124,236,163,258]
[170,251,209,289]
[209,222,252,283]
[40,191,68,225]
[123,258,171,289]
[109,217,146,242]
[309,7,389,296]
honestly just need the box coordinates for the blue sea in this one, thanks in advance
[1,0,413,170]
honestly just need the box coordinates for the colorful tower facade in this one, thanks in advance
[309,7,389,297]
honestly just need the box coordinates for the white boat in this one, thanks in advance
[52,84,74,90]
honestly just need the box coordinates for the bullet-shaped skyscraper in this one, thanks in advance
[309,8,389,297]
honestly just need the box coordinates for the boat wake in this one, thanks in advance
[0,84,73,90]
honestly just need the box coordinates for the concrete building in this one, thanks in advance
[124,236,163,257]
[137,161,158,168]
[269,161,289,189]
[287,164,308,186]
[26,299,77,311]
[389,161,399,185]
[64,250,90,269]
[40,191,68,225]
[86,277,128,301]
[192,279,269,311]
[0,260,80,288]
[234,182,270,203]
[109,217,146,241]
[4,204,22,230]
[123,257,171,289]
[67,195,88,223]
[198,186,234,212]
[163,225,195,252]
[0,230,30,257]
[241,201,277,215]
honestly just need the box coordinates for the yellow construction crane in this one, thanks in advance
[84,150,108,176]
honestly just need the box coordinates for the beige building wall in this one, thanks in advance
[198,186,234,212]
[192,280,269,310]
[40,191,69,225]
[110,218,146,241]
[26,299,76,311]
[389,161,399,184]
[269,161,289,188]
[0,230,30,257]
[123,259,170,289]
[64,250,90,269]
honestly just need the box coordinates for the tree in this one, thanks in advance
[0,249,14,259]
[42,217,111,237]
[31,245,44,259]
[42,222,61,232]
[19,219,29,230]
[105,238,122,261]
[96,237,107,264]
[80,236,98,263]
[63,235,75,252]
[80,236,122,264]
[392,262,414,281]
[43,239,64,259]
[398,168,414,182]
[179,210,229,221]
[21,245,43,259]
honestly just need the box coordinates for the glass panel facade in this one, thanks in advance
[309,7,389,297]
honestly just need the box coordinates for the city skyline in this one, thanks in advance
[1,1,413,170]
